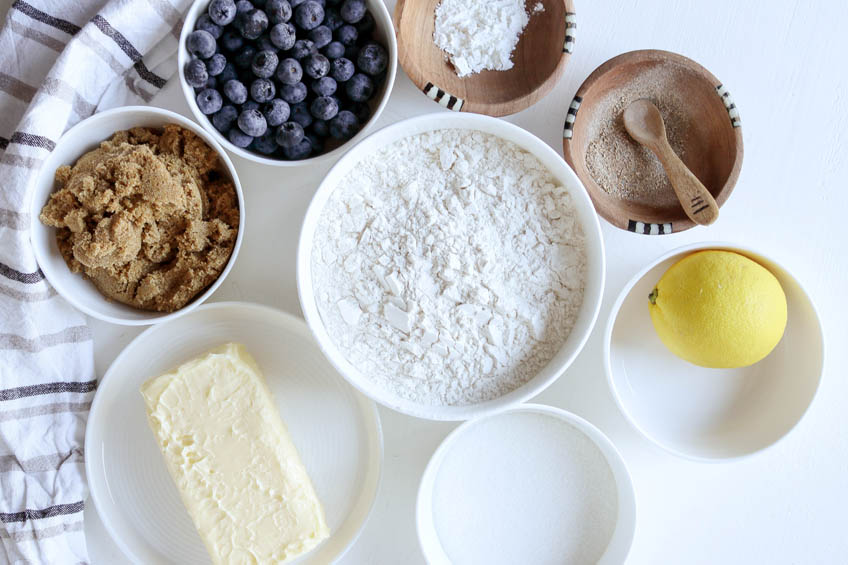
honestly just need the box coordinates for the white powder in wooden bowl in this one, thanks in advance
[311,129,587,407]
[433,0,531,77]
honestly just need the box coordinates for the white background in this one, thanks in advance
[3,0,848,563]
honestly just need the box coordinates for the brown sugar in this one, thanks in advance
[39,125,239,313]
[584,66,693,208]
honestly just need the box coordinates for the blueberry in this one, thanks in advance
[270,23,297,50]
[185,59,208,88]
[238,108,268,136]
[218,62,238,83]
[291,102,314,128]
[235,0,254,14]
[324,7,343,30]
[289,39,316,59]
[303,53,330,79]
[290,0,307,9]
[329,109,359,139]
[208,0,237,25]
[309,25,332,48]
[223,79,248,104]
[228,127,254,148]
[251,50,279,78]
[345,73,373,101]
[280,82,308,103]
[195,14,222,38]
[335,24,357,46]
[349,100,371,124]
[323,41,345,59]
[187,30,217,59]
[212,104,239,132]
[294,1,324,31]
[237,9,269,40]
[250,78,276,102]
[206,53,227,76]
[205,75,219,89]
[250,130,279,154]
[196,88,223,114]
[255,34,275,52]
[262,98,291,126]
[311,118,329,137]
[275,58,303,84]
[356,11,374,34]
[329,57,354,82]
[340,0,365,23]
[233,45,256,68]
[357,42,387,76]
[220,29,244,51]
[266,0,292,23]
[276,121,304,148]
[311,76,337,96]
[242,100,261,112]
[283,139,312,161]
[282,138,313,159]
[310,95,338,120]
[305,132,324,153]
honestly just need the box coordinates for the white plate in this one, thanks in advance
[604,242,824,460]
[416,404,636,565]
[85,302,382,564]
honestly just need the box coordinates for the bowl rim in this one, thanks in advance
[296,111,606,421]
[415,403,636,564]
[29,105,245,326]
[562,48,745,234]
[603,241,825,462]
[178,0,398,167]
[393,0,575,117]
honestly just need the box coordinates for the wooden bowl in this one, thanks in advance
[562,50,743,235]
[394,0,576,116]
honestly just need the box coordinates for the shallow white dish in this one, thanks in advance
[416,404,636,564]
[85,302,382,564]
[178,0,398,167]
[605,242,824,461]
[29,106,245,326]
[297,112,606,420]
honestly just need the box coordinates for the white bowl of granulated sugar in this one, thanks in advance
[297,112,605,420]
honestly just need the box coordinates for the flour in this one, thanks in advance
[311,129,586,406]
[433,0,531,77]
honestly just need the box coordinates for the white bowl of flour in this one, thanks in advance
[298,113,605,420]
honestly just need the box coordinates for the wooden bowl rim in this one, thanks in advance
[393,0,576,117]
[562,49,745,235]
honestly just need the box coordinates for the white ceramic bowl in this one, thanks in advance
[416,404,636,564]
[297,113,606,420]
[30,106,245,326]
[605,242,824,461]
[178,0,398,166]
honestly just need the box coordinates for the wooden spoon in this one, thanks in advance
[623,99,719,226]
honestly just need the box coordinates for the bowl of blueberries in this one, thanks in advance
[179,0,397,164]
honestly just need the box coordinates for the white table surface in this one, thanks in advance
[4,0,847,563]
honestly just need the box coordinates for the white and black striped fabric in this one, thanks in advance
[0,1,189,563]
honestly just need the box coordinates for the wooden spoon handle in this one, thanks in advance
[653,143,719,226]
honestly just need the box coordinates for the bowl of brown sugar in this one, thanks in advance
[562,50,743,235]
[31,106,244,325]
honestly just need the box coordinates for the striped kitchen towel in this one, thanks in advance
[0,1,190,563]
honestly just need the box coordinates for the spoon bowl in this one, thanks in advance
[394,0,575,116]
[623,99,667,147]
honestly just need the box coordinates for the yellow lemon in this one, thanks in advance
[648,250,787,368]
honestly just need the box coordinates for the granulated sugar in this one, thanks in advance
[311,129,586,406]
[431,411,618,564]
[585,65,693,207]
[433,0,530,77]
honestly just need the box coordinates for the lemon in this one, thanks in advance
[648,250,787,368]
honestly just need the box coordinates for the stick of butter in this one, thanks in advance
[140,343,330,564]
